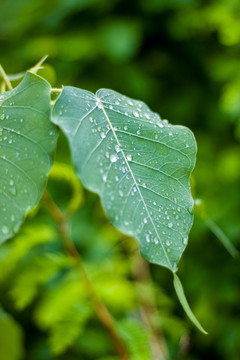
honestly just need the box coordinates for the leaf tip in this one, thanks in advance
[173,273,208,335]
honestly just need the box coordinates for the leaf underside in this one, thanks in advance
[0,72,58,244]
[52,87,197,272]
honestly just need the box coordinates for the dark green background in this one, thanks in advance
[0,1,239,359]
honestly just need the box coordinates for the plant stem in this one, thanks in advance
[0,65,13,90]
[42,190,129,360]
[51,88,62,93]
[29,55,48,74]
[132,253,168,360]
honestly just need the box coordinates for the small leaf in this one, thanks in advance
[117,319,152,360]
[173,273,207,334]
[0,308,25,360]
[52,88,196,271]
[0,72,58,244]
[49,303,92,354]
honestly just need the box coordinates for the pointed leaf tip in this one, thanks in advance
[173,273,208,335]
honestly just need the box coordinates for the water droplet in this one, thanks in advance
[119,190,124,197]
[157,120,164,128]
[102,174,107,182]
[109,105,113,110]
[9,180,14,186]
[166,240,171,246]
[168,222,173,228]
[146,234,150,243]
[115,144,121,153]
[133,111,139,117]
[126,154,132,161]
[143,217,148,224]
[110,154,118,163]
[100,132,106,139]
[124,126,128,131]
[96,99,103,109]
[2,226,9,234]
[169,132,173,136]
[183,237,188,245]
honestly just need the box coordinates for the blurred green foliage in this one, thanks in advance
[0,0,239,359]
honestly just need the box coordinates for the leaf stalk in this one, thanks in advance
[42,190,130,360]
[0,65,13,90]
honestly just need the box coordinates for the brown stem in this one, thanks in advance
[42,190,129,360]
[132,252,168,360]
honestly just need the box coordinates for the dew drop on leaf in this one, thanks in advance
[146,234,150,243]
[2,226,9,234]
[115,144,121,153]
[110,154,118,163]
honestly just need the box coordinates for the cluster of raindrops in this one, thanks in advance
[57,88,196,269]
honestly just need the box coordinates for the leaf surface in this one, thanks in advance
[52,87,196,271]
[0,72,58,244]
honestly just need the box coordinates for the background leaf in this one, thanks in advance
[52,88,196,271]
[0,72,58,244]
[0,308,25,360]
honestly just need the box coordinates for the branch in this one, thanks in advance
[42,190,129,360]
[132,252,168,360]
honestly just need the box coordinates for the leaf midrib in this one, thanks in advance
[96,96,172,269]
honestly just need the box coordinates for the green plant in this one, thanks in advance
[0,59,236,360]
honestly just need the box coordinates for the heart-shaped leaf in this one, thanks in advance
[52,87,196,272]
[0,72,58,244]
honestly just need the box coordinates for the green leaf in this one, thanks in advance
[0,72,58,244]
[49,302,92,354]
[173,273,207,335]
[0,308,25,360]
[0,224,56,282]
[117,319,152,360]
[52,88,196,271]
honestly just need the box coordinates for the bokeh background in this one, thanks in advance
[0,1,239,360]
